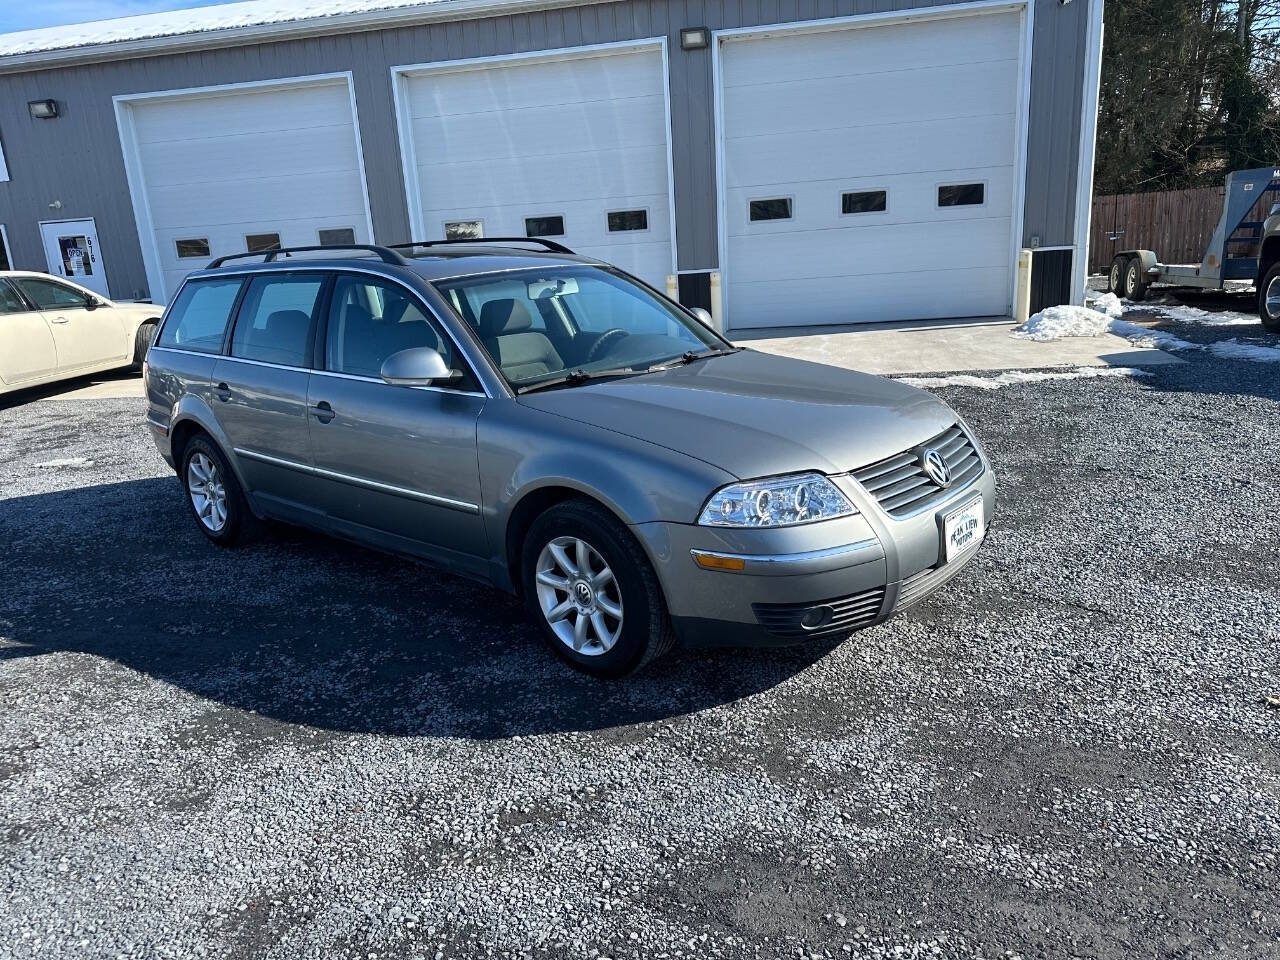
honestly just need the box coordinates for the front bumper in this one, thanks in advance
[633,467,996,649]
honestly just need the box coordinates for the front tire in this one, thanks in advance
[521,500,675,677]
[180,434,255,547]
[1259,262,1280,333]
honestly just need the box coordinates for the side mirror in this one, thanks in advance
[83,297,100,311]
[689,307,714,327]
[380,346,459,386]
[1270,203,1280,218]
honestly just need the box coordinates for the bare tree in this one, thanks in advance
[1095,0,1280,195]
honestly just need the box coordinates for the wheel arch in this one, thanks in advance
[1260,236,1280,281]
[501,482,637,596]
[1117,249,1159,275]
[166,398,253,501]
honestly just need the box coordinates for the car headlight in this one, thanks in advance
[698,472,857,527]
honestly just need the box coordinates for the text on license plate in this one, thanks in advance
[942,498,984,563]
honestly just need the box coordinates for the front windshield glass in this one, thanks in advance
[432,266,727,389]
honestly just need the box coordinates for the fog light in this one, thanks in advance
[799,605,834,630]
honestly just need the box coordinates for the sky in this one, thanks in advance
[0,0,230,33]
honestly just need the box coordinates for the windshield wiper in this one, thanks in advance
[649,346,740,371]
[517,366,648,394]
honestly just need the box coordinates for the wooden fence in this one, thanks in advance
[1088,186,1223,274]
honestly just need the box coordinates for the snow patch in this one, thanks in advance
[1012,305,1112,341]
[1086,292,1125,320]
[1126,302,1259,326]
[899,367,1154,391]
[34,457,94,469]
[1012,299,1280,363]
[1108,319,1280,363]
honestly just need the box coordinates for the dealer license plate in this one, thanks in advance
[942,498,984,564]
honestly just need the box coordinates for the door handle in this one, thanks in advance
[213,382,231,402]
[49,316,70,324]
[310,401,335,424]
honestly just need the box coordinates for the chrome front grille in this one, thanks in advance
[752,586,887,641]
[852,423,983,517]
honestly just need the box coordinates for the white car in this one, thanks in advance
[0,271,162,397]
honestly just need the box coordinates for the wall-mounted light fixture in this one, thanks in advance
[28,99,59,119]
[680,26,710,50]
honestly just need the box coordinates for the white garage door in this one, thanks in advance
[398,46,674,287]
[122,77,372,302]
[719,12,1024,329]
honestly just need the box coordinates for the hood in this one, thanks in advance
[110,301,163,319]
[518,349,957,479]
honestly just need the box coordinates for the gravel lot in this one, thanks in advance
[2,313,1278,959]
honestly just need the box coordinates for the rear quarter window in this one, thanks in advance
[156,278,244,354]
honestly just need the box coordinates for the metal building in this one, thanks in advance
[0,0,1103,332]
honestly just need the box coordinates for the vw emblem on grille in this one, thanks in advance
[920,448,952,488]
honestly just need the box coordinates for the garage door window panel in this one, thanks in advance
[324,275,478,390]
[841,190,888,216]
[157,277,245,354]
[607,210,649,233]
[444,220,484,241]
[245,233,282,254]
[749,198,793,222]
[176,238,211,259]
[938,183,986,208]
[231,275,325,368]
[526,216,565,238]
[318,228,356,247]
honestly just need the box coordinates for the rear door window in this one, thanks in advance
[231,274,325,368]
[156,277,244,354]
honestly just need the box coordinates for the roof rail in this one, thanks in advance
[207,244,409,269]
[389,237,576,256]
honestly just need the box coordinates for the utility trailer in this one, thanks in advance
[1107,166,1280,328]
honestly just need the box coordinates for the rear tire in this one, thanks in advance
[1123,259,1149,302]
[1259,262,1280,333]
[133,320,158,368]
[521,499,675,677]
[180,434,255,547]
[1109,256,1130,296]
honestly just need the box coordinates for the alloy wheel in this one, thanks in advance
[187,452,228,533]
[1267,274,1280,321]
[534,536,624,656]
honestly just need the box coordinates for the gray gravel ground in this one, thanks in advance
[2,331,1279,959]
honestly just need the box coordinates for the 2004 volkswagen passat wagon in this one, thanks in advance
[145,240,994,677]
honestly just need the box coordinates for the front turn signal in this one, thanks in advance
[691,551,747,572]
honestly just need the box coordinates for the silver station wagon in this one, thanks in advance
[144,241,995,677]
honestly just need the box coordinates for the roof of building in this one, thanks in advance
[0,0,586,70]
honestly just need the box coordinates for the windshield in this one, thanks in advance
[433,266,728,389]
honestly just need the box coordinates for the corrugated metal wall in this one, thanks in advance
[0,0,1089,301]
